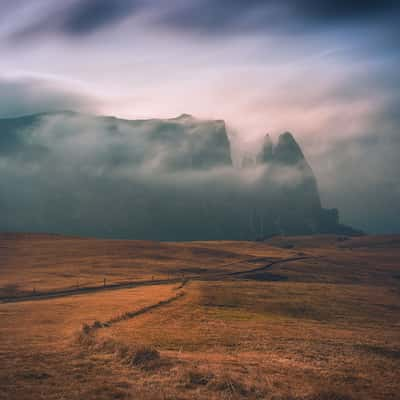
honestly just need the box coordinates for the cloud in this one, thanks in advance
[6,0,400,41]
[61,0,141,35]
[301,81,400,234]
[296,0,398,22]
[7,0,143,41]
[157,0,400,37]
[0,76,97,117]
[313,131,400,234]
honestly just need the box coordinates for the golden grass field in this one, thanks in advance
[0,233,399,399]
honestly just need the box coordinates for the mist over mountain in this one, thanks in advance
[0,111,360,240]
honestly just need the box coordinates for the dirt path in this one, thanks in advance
[0,256,315,304]
[0,277,184,304]
[227,256,315,276]
[84,291,186,334]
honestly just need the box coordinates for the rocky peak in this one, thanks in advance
[174,113,195,122]
[261,133,273,162]
[273,132,306,165]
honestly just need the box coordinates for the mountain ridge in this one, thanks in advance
[0,111,362,240]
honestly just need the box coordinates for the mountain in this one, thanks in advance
[0,111,361,240]
[256,133,273,163]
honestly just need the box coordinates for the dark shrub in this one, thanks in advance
[92,320,103,329]
[82,323,91,335]
[131,346,160,368]
[187,370,213,386]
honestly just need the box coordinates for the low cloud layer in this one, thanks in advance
[1,112,350,239]
[309,131,400,234]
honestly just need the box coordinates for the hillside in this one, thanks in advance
[0,234,399,399]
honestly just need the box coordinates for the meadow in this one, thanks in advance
[0,234,399,399]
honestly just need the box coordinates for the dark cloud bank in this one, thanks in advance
[8,0,400,41]
[0,110,362,240]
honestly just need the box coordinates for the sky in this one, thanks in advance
[0,0,399,233]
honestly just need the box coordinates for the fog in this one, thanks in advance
[2,111,350,240]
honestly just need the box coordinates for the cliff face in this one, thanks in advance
[250,131,359,238]
[0,112,360,239]
[126,114,232,171]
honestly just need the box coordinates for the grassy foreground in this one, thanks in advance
[0,234,399,399]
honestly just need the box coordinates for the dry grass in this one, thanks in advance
[0,234,399,399]
[0,233,293,296]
